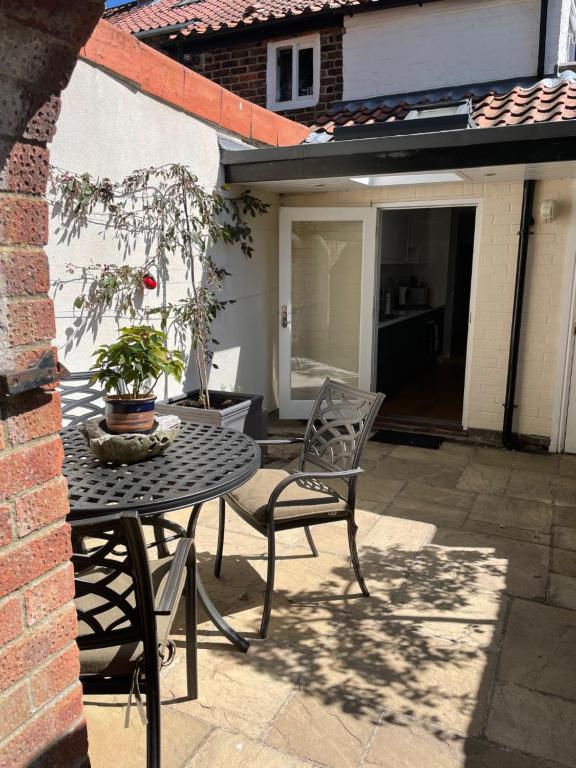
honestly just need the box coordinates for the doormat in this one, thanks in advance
[371,430,444,449]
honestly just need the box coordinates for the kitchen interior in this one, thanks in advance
[375,206,476,432]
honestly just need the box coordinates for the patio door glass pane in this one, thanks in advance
[290,220,363,401]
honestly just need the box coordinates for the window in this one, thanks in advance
[406,101,472,120]
[267,35,320,111]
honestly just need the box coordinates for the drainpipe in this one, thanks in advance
[502,180,536,450]
[537,0,549,78]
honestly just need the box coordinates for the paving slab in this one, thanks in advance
[399,481,476,510]
[365,716,550,768]
[383,497,469,529]
[552,547,576,578]
[266,690,377,768]
[469,494,552,533]
[507,470,576,507]
[462,519,550,546]
[487,682,576,767]
[498,599,576,702]
[472,447,517,468]
[84,699,211,768]
[548,573,576,612]
[457,464,511,494]
[370,457,462,488]
[554,525,576,552]
[431,529,549,600]
[185,729,317,767]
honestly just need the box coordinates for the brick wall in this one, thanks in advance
[183,26,343,125]
[0,2,102,767]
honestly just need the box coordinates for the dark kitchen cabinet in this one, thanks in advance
[377,307,444,396]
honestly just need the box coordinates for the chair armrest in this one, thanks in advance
[267,467,364,510]
[155,538,193,616]
[141,517,187,555]
[257,437,304,447]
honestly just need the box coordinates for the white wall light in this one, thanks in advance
[350,172,464,187]
[540,199,558,223]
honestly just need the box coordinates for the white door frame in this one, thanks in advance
[551,181,576,453]
[374,198,483,431]
[278,206,377,419]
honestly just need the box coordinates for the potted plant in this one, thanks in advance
[51,164,269,437]
[90,325,185,434]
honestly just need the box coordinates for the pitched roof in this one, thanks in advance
[105,0,385,38]
[308,73,576,142]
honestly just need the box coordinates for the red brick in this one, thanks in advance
[0,196,48,246]
[0,595,23,645]
[0,604,77,693]
[0,522,72,598]
[5,390,61,445]
[0,503,12,546]
[32,644,80,709]
[0,249,50,298]
[0,144,50,195]
[15,476,69,537]
[3,297,56,347]
[23,94,62,143]
[3,0,102,48]
[24,562,74,626]
[0,437,64,500]
[0,684,84,768]
[0,683,31,742]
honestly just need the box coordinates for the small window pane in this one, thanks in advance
[298,47,314,97]
[276,47,293,102]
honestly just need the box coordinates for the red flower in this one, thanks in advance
[143,274,157,290]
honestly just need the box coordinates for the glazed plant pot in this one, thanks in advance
[104,394,157,434]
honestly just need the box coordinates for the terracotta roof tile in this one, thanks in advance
[105,0,383,37]
[308,74,576,141]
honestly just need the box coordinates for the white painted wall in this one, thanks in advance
[48,60,279,407]
[342,0,570,101]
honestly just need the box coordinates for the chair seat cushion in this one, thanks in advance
[226,468,349,526]
[76,557,173,677]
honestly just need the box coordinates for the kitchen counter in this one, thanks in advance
[378,306,444,329]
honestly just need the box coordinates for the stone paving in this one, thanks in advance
[83,437,576,768]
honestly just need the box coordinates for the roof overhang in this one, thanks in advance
[222,120,576,186]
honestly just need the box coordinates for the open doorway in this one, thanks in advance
[375,205,476,432]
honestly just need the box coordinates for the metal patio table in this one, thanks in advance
[62,421,261,652]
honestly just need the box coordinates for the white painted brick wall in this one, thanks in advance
[342,0,568,101]
[280,178,575,440]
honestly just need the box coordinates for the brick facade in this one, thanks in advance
[182,26,343,125]
[0,2,102,767]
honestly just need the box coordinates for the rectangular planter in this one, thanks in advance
[156,390,267,440]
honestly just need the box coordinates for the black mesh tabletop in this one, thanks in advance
[63,422,261,520]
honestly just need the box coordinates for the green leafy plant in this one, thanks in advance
[50,164,270,407]
[90,326,185,399]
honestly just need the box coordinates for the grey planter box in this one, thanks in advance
[156,390,267,440]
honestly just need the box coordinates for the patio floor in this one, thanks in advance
[84,437,576,768]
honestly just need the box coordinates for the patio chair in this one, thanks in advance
[59,370,105,427]
[214,378,384,638]
[71,510,197,768]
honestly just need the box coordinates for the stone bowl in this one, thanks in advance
[78,414,181,464]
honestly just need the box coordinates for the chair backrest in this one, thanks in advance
[70,511,158,658]
[300,379,385,473]
[59,371,105,428]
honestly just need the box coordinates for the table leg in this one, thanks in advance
[187,503,250,653]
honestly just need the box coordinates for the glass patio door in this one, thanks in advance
[279,207,377,419]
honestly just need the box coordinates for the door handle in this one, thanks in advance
[281,305,288,328]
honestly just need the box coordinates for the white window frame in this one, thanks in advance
[566,0,576,62]
[266,34,320,112]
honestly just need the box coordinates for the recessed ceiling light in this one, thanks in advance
[350,172,464,187]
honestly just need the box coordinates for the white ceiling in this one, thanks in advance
[234,161,576,194]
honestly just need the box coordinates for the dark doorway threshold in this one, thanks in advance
[371,429,445,449]
[373,414,466,440]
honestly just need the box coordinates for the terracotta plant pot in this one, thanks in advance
[104,394,157,434]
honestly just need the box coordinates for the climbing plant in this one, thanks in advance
[50,163,269,408]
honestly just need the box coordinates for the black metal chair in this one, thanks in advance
[215,378,384,639]
[71,510,197,768]
[59,370,105,427]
